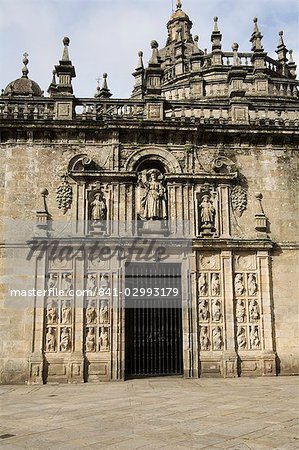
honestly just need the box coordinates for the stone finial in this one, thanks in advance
[99,73,112,98]
[36,188,50,228]
[47,69,57,96]
[22,52,29,78]
[288,49,297,79]
[276,30,288,70]
[250,17,264,51]
[278,30,284,47]
[232,43,241,66]
[137,51,144,70]
[62,36,70,61]
[255,192,269,237]
[149,40,160,65]
[176,0,182,9]
[289,49,294,63]
[213,16,219,32]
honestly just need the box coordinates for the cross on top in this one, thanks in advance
[23,52,29,59]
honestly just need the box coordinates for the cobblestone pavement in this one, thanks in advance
[0,377,298,450]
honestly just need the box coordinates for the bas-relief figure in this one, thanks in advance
[60,327,71,352]
[61,301,71,324]
[247,274,258,296]
[99,274,109,290]
[237,327,247,349]
[47,301,58,325]
[86,328,96,352]
[86,274,97,296]
[236,299,246,323]
[212,326,223,350]
[200,326,210,350]
[46,327,56,352]
[61,273,73,294]
[250,326,260,349]
[199,299,209,321]
[199,195,216,231]
[99,301,109,323]
[86,301,97,324]
[47,273,58,290]
[211,299,222,322]
[249,299,260,322]
[234,274,245,296]
[198,273,208,296]
[99,328,109,350]
[211,273,220,296]
[139,169,167,220]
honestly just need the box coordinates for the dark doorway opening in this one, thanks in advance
[125,263,183,378]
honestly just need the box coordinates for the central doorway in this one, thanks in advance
[125,263,183,378]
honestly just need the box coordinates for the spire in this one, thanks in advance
[47,69,57,96]
[55,37,76,96]
[62,37,70,61]
[97,73,112,99]
[211,17,222,65]
[276,30,288,75]
[22,52,29,78]
[131,51,145,99]
[250,18,264,51]
[145,41,162,96]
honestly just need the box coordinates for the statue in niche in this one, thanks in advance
[200,326,210,350]
[234,274,245,296]
[46,327,56,352]
[47,273,58,290]
[249,299,260,322]
[86,328,96,352]
[211,299,222,322]
[46,300,58,324]
[86,274,97,296]
[139,169,167,221]
[236,299,246,323]
[250,326,260,349]
[99,327,109,350]
[61,273,72,295]
[237,327,247,349]
[86,300,97,324]
[61,300,71,324]
[60,327,71,352]
[212,326,223,350]
[99,273,109,290]
[90,190,107,222]
[211,273,220,296]
[198,273,208,296]
[199,194,216,231]
[199,299,209,321]
[247,274,258,296]
[99,300,109,323]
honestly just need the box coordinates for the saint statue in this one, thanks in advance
[198,273,208,296]
[212,326,223,350]
[99,327,109,350]
[86,328,96,352]
[249,299,260,322]
[90,191,107,222]
[61,300,71,324]
[99,300,109,323]
[234,274,245,296]
[237,327,247,349]
[46,300,58,325]
[140,169,167,220]
[211,299,222,322]
[250,326,260,349]
[211,273,220,296]
[46,327,56,352]
[86,301,97,324]
[60,327,71,352]
[86,274,97,296]
[200,195,216,227]
[200,326,210,350]
[248,274,258,296]
[236,299,246,323]
[61,273,72,294]
[199,299,209,321]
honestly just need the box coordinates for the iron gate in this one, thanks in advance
[125,263,183,378]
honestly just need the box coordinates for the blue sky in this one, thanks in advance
[0,0,298,98]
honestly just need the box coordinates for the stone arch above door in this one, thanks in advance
[124,147,183,174]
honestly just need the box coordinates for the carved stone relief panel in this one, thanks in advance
[84,271,111,353]
[44,270,74,354]
[234,255,261,352]
[198,252,224,352]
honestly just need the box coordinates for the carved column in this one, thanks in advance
[218,184,231,238]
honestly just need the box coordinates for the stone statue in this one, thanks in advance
[99,273,109,290]
[46,300,58,324]
[61,273,72,295]
[60,327,71,352]
[200,326,210,350]
[199,195,215,226]
[61,300,71,324]
[212,326,223,350]
[86,274,97,296]
[198,273,208,296]
[47,273,57,290]
[234,274,245,296]
[46,327,56,352]
[250,326,260,349]
[211,273,220,296]
[140,169,167,220]
[199,299,209,321]
[99,300,109,323]
[90,191,107,222]
[211,299,222,322]
[86,328,96,352]
[236,299,246,323]
[248,274,258,296]
[237,327,247,349]
[249,299,260,322]
[86,301,97,324]
[99,327,109,350]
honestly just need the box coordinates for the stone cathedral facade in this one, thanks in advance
[0,1,298,383]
